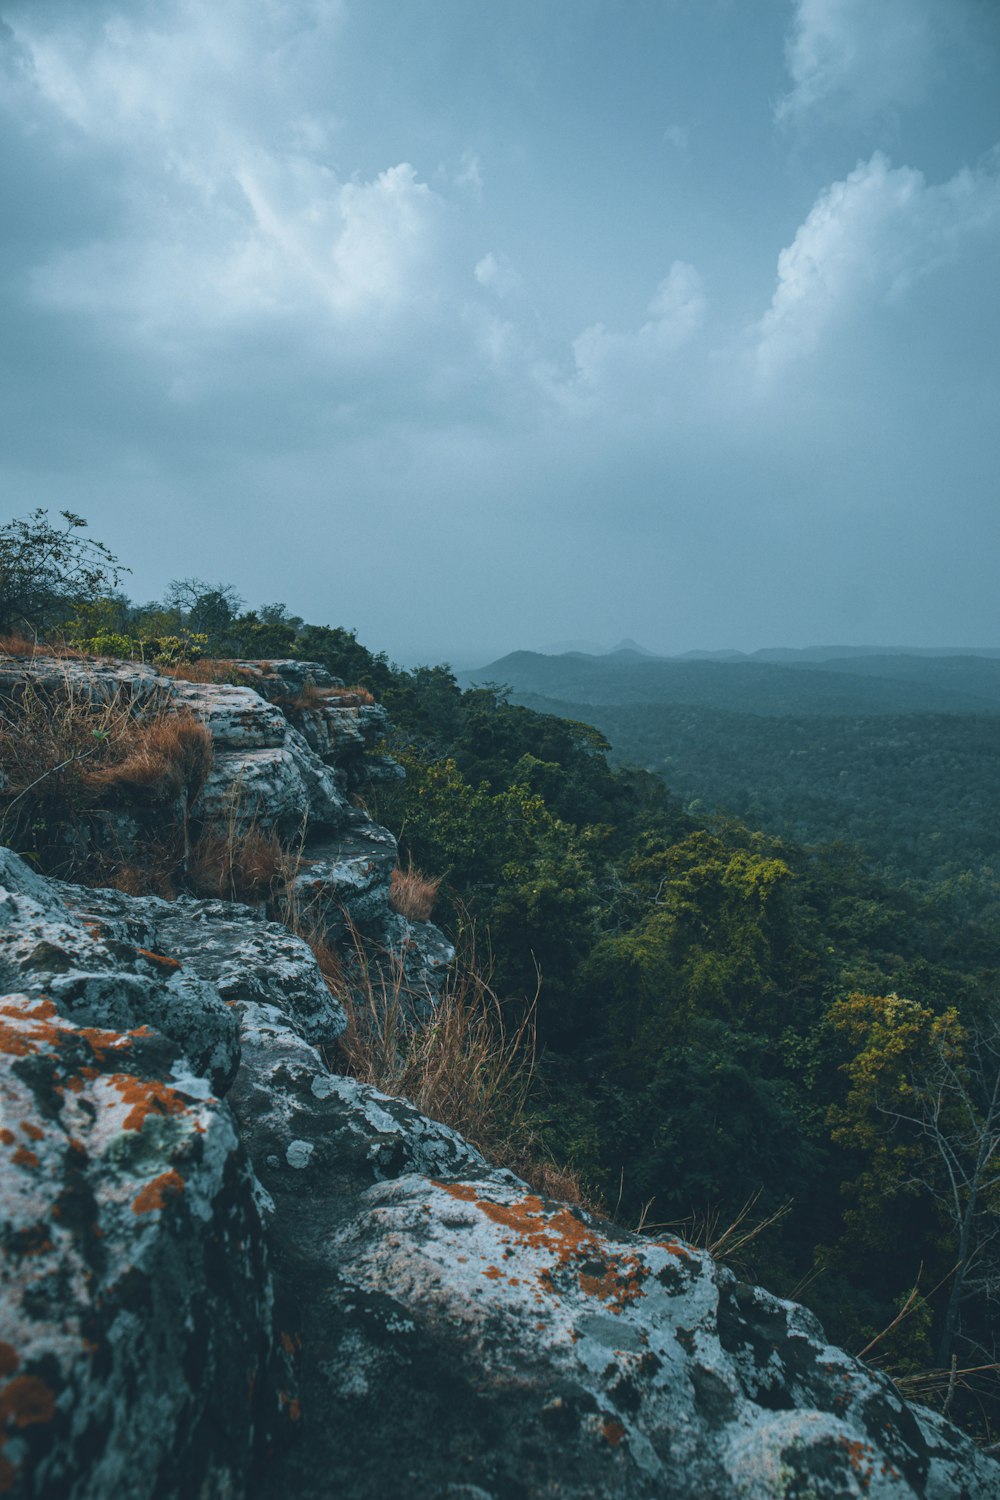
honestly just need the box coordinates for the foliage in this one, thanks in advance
[0,677,211,886]
[7,511,1000,1435]
[0,510,129,636]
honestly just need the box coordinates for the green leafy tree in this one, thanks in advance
[0,510,129,636]
[829,994,1000,1368]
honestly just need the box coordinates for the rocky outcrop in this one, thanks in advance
[2,656,1000,1498]
[0,654,445,958]
[0,849,274,1500]
[2,846,999,1500]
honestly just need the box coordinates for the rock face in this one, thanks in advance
[2,847,999,1499]
[2,657,1000,1498]
[0,849,273,1500]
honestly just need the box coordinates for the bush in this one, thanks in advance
[0,510,128,637]
[389,864,441,922]
[0,677,212,882]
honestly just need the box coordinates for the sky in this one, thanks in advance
[1,0,998,666]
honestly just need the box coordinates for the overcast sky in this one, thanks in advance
[1,0,998,664]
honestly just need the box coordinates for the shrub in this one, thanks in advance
[0,677,211,881]
[389,864,441,922]
[0,510,129,636]
[188,822,286,903]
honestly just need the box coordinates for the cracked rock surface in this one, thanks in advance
[6,844,997,1498]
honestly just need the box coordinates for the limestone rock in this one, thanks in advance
[289,811,398,936]
[165,679,290,749]
[0,853,274,1500]
[251,1169,1000,1500]
[0,657,165,705]
[3,839,999,1500]
[0,851,240,1094]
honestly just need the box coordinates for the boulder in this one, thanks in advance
[249,1169,1000,1500]
[0,852,274,1500]
[4,844,1000,1497]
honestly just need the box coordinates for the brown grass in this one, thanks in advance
[331,931,589,1203]
[0,677,212,883]
[341,684,375,705]
[389,864,441,922]
[156,658,262,687]
[188,822,287,903]
[337,936,534,1154]
[83,713,212,802]
[0,633,85,660]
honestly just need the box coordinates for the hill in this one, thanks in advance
[460,649,1000,715]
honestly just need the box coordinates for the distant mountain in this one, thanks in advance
[607,638,661,658]
[751,645,1000,664]
[458,649,1000,717]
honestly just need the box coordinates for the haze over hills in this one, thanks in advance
[457,646,1000,887]
[458,647,1000,716]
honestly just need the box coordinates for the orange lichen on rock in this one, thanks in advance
[840,1437,875,1490]
[433,1183,650,1312]
[132,1169,185,1214]
[0,1129,14,1146]
[578,1254,649,1312]
[0,997,62,1056]
[601,1417,626,1448]
[11,1146,39,1170]
[0,1374,56,1429]
[134,947,181,971]
[19,1122,44,1142]
[654,1237,693,1260]
[0,1347,18,1380]
[106,1074,189,1131]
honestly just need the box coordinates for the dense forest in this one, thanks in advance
[4,512,1000,1441]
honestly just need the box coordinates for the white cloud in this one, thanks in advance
[6,1,452,341]
[756,150,1000,377]
[777,0,946,124]
[572,261,707,390]
[454,151,483,195]
[474,251,522,299]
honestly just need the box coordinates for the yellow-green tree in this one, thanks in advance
[829,993,1000,1368]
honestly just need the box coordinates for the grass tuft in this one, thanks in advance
[389,864,441,922]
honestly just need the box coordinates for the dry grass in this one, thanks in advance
[156,658,263,687]
[84,713,212,802]
[0,633,85,660]
[337,933,532,1150]
[188,821,287,903]
[0,676,212,882]
[636,1189,792,1276]
[332,930,588,1202]
[341,684,375,705]
[389,864,441,922]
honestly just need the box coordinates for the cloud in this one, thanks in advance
[755,150,1000,378]
[571,261,707,393]
[474,251,522,299]
[4,0,451,343]
[777,0,950,124]
[454,151,483,195]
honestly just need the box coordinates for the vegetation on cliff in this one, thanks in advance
[3,514,1000,1441]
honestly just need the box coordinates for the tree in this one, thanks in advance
[0,509,128,636]
[165,578,243,637]
[830,994,1000,1368]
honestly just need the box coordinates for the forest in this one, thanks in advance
[4,511,1000,1442]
